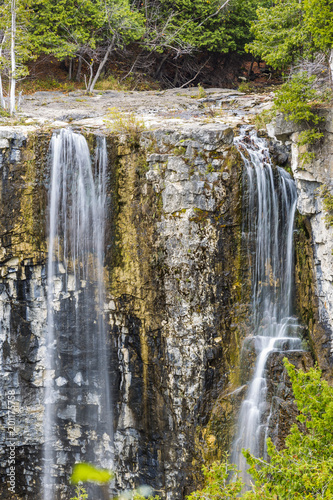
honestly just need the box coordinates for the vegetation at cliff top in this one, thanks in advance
[0,0,273,114]
[188,359,333,499]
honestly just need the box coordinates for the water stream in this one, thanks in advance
[232,127,300,484]
[43,129,112,499]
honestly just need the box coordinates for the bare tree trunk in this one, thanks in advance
[0,34,6,110]
[76,56,82,82]
[85,61,94,92]
[155,53,169,79]
[9,0,16,115]
[329,49,333,88]
[88,35,116,93]
[68,58,73,80]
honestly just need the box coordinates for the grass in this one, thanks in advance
[16,76,84,94]
[95,72,160,92]
[253,108,275,129]
[191,83,207,99]
[238,81,255,93]
[105,107,146,143]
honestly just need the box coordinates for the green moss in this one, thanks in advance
[294,214,318,365]
[320,184,333,227]
[173,146,186,156]
[189,208,210,223]
[170,208,187,218]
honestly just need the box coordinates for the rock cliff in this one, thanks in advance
[0,117,250,499]
[0,90,331,500]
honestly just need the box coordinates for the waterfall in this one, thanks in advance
[232,127,300,484]
[44,129,112,499]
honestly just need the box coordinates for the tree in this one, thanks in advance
[186,460,243,500]
[0,0,33,114]
[246,0,307,70]
[158,0,270,54]
[246,0,333,77]
[127,0,271,87]
[86,0,145,92]
[30,0,144,93]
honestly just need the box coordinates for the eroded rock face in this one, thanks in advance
[0,124,249,499]
[271,115,333,379]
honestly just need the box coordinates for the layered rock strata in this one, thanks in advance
[0,123,248,499]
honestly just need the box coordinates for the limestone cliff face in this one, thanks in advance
[271,114,333,379]
[0,124,249,499]
[1,112,331,500]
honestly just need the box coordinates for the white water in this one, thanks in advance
[44,129,112,499]
[232,128,299,484]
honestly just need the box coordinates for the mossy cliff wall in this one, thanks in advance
[0,124,251,499]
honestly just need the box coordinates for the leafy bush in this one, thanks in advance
[253,108,274,129]
[244,359,333,499]
[274,72,323,124]
[238,81,254,93]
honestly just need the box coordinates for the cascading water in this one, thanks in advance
[44,129,112,499]
[232,127,301,484]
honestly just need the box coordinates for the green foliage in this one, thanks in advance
[238,81,254,93]
[186,459,243,500]
[243,359,333,499]
[70,485,88,500]
[187,361,333,500]
[0,107,10,117]
[302,0,333,54]
[197,83,206,99]
[30,0,144,59]
[150,0,271,55]
[29,0,104,59]
[274,72,323,124]
[247,0,333,70]
[320,185,333,227]
[246,0,306,70]
[70,463,113,484]
[0,0,36,78]
[132,486,160,500]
